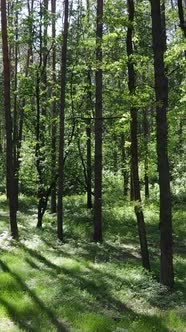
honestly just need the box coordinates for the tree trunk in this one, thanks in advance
[178,0,186,37]
[151,0,174,288]
[57,0,69,241]
[121,133,129,197]
[86,122,92,209]
[1,0,18,239]
[127,0,150,270]
[94,0,103,242]
[35,71,43,228]
[51,0,57,213]
[86,69,93,209]
[143,110,149,199]
[86,1,93,210]
[13,12,19,211]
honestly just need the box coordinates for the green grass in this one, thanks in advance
[0,193,185,332]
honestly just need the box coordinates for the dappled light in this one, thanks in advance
[0,0,186,330]
[0,194,185,331]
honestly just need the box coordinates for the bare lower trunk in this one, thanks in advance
[151,0,174,288]
[143,110,149,199]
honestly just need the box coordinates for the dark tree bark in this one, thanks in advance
[51,0,57,213]
[1,0,18,239]
[57,0,69,241]
[178,0,186,37]
[143,110,149,199]
[177,0,186,154]
[127,0,150,270]
[151,0,174,288]
[94,0,103,242]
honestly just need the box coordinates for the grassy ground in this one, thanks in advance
[0,192,185,332]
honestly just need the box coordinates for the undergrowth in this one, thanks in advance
[0,192,185,332]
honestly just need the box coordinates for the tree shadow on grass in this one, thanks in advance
[21,245,170,332]
[0,241,173,331]
[0,259,69,332]
[20,241,186,312]
[41,234,141,265]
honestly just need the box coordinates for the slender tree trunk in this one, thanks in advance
[1,0,18,239]
[42,0,48,113]
[121,133,129,197]
[177,0,186,152]
[94,0,103,242]
[35,0,49,228]
[57,0,69,241]
[35,71,43,228]
[13,0,20,211]
[86,69,93,209]
[86,1,93,209]
[51,0,57,213]
[143,110,149,199]
[127,0,150,270]
[151,0,174,288]
[86,120,92,209]
[130,166,134,201]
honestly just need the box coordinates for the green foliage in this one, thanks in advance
[0,0,185,328]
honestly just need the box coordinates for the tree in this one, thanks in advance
[94,0,103,242]
[150,0,174,288]
[178,0,186,37]
[57,0,69,241]
[1,0,18,239]
[51,0,57,213]
[126,0,150,270]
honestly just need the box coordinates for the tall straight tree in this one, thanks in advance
[86,0,93,209]
[57,0,69,241]
[13,0,19,211]
[151,0,174,288]
[126,0,150,270]
[94,0,103,242]
[51,0,57,213]
[143,110,149,199]
[1,0,18,239]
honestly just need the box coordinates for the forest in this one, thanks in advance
[0,0,186,331]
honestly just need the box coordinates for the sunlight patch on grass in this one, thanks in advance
[0,318,19,332]
[75,313,114,332]
[0,194,185,331]
[0,231,13,251]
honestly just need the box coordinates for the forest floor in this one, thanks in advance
[0,192,185,332]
